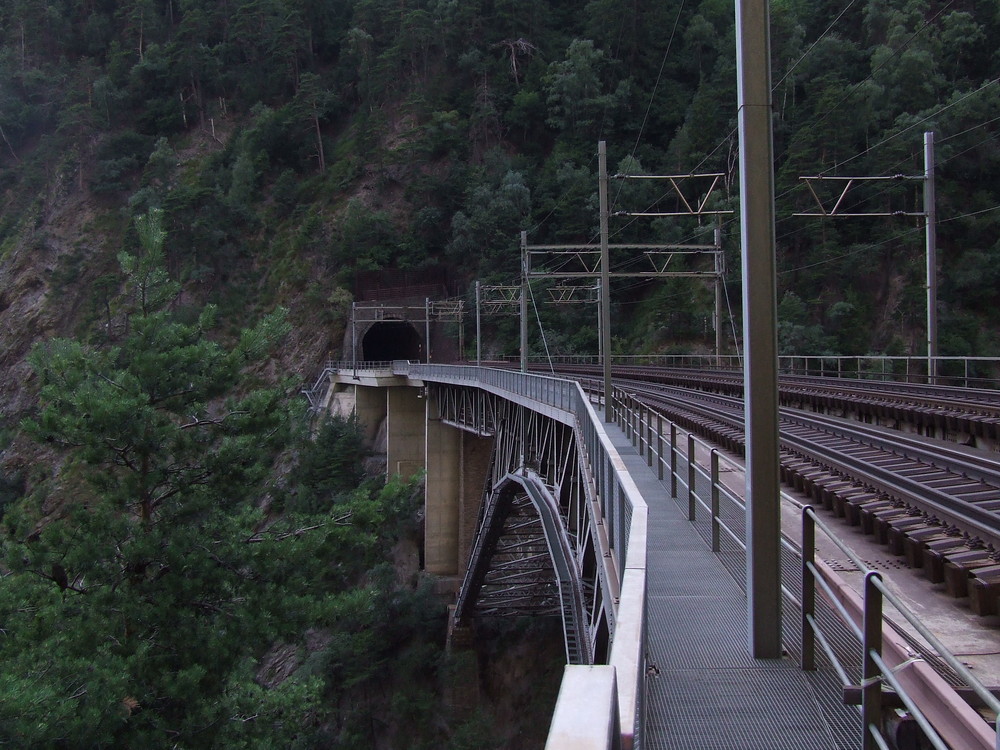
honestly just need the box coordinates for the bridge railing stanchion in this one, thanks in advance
[711,449,721,553]
[645,407,653,467]
[642,406,653,466]
[801,506,815,671]
[687,433,696,521]
[670,424,678,498]
[656,415,664,481]
[862,570,884,750]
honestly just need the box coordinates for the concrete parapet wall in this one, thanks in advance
[545,666,620,750]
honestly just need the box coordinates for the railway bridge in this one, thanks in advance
[307,360,1000,750]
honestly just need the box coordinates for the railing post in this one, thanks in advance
[801,507,815,671]
[646,407,653,467]
[711,449,720,552]
[862,571,884,750]
[670,423,678,498]
[687,433,696,521]
[656,414,664,480]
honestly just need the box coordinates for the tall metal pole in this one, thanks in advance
[924,131,938,384]
[715,219,724,365]
[736,0,782,658]
[599,141,612,422]
[425,297,431,364]
[596,283,602,367]
[475,280,482,367]
[351,301,358,380]
[520,231,528,373]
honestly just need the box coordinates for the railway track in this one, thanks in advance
[572,372,1000,617]
[549,363,1000,449]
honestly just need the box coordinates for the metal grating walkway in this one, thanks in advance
[604,425,857,750]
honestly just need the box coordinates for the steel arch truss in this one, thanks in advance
[438,385,615,665]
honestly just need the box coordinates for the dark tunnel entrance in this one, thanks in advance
[361,321,424,362]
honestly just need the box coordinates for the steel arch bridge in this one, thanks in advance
[325,362,646,746]
[433,379,619,665]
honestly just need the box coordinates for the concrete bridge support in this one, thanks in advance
[345,383,491,585]
[424,391,493,580]
[353,384,386,444]
[426,388,462,576]
[459,434,492,575]
[386,386,424,479]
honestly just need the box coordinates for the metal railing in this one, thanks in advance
[302,360,398,411]
[611,384,1000,749]
[611,387,748,560]
[519,355,1000,389]
[802,507,1000,750]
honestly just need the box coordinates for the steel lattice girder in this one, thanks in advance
[437,383,617,666]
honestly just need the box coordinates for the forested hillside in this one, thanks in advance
[0,0,999,746]
[2,0,998,376]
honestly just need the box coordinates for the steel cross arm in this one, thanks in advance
[526,247,722,279]
[480,284,522,315]
[480,285,521,301]
[525,243,718,250]
[547,285,599,304]
[796,174,925,217]
[352,301,465,324]
[529,270,719,279]
[614,210,734,216]
[426,300,464,321]
[794,211,926,218]
[610,171,730,215]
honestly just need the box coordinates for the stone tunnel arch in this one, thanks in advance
[361,320,424,361]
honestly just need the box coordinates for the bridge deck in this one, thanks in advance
[605,424,857,749]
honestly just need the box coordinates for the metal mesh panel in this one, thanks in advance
[644,667,846,750]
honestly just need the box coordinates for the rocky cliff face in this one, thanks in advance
[1,178,102,414]
[0,156,337,487]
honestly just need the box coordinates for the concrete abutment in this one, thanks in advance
[332,381,492,590]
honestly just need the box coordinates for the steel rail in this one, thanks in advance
[622,382,1000,548]
[551,363,1000,421]
[611,373,1000,482]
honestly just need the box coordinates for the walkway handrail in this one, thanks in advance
[802,506,999,750]
[610,384,999,750]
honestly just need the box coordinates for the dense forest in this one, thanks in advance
[1,0,999,746]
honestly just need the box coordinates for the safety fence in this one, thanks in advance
[612,385,1000,750]
[524,354,1000,389]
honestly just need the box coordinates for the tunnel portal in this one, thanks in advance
[361,320,424,362]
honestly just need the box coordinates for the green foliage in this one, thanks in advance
[777,291,833,356]
[543,39,630,142]
[0,211,455,747]
[333,197,399,271]
[2,0,999,358]
[91,130,155,194]
[293,413,369,514]
[447,157,531,273]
